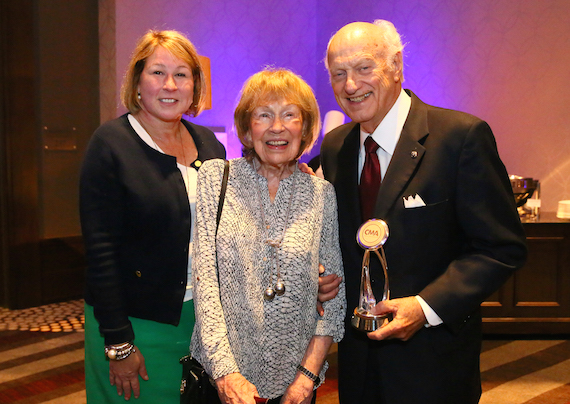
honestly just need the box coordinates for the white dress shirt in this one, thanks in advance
[128,114,197,302]
[357,89,442,327]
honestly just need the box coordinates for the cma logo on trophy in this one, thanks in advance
[364,228,379,236]
[351,219,391,332]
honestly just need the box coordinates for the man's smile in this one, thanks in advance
[348,92,372,103]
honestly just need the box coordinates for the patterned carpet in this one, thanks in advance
[1,300,570,404]
[0,301,85,404]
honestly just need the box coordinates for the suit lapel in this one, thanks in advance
[375,91,429,218]
[335,124,362,230]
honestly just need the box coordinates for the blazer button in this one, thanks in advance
[135,270,142,278]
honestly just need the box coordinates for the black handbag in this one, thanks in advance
[179,354,281,404]
[179,354,221,404]
[180,160,229,404]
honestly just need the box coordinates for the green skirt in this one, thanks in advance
[84,300,195,403]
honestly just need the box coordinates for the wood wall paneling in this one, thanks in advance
[0,0,42,309]
[0,0,98,309]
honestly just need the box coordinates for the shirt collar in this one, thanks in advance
[359,88,411,155]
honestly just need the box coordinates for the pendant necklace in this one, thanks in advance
[142,119,190,194]
[253,160,298,301]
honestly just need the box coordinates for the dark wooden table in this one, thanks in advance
[482,212,570,334]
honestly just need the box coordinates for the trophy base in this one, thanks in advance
[351,308,389,332]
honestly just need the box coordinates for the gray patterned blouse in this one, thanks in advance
[190,158,346,399]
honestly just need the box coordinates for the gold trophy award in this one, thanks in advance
[351,219,390,332]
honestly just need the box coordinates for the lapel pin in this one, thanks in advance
[410,150,418,159]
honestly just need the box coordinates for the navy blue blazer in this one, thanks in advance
[321,91,527,403]
[80,114,225,344]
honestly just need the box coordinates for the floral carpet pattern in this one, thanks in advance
[1,301,570,403]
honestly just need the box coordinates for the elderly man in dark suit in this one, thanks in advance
[318,20,527,403]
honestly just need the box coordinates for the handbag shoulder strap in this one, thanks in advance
[215,159,230,234]
[179,160,229,370]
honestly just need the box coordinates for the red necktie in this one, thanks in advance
[360,136,381,221]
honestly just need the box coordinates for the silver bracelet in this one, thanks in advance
[105,342,135,361]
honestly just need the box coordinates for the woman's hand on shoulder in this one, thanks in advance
[108,346,149,400]
[215,372,259,404]
[298,163,315,176]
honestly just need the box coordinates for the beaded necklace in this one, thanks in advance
[253,159,298,301]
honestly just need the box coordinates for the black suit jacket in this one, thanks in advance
[80,114,226,344]
[321,91,527,403]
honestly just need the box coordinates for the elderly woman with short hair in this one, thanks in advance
[191,68,346,404]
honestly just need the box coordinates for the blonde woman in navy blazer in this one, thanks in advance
[80,30,225,403]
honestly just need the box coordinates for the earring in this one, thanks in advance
[137,92,141,100]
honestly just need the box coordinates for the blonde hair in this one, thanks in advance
[234,68,321,160]
[120,30,206,116]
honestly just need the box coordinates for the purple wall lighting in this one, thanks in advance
[181,0,319,159]
[115,0,570,211]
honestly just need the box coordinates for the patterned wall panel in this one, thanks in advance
[114,0,318,159]
[315,0,570,213]
[106,0,570,212]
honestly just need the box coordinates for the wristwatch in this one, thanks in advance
[296,364,321,385]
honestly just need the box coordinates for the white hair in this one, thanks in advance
[372,20,405,75]
[324,20,405,79]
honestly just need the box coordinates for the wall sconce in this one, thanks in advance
[198,55,211,110]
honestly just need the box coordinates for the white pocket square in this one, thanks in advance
[403,194,426,208]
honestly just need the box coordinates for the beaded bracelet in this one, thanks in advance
[105,342,135,361]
